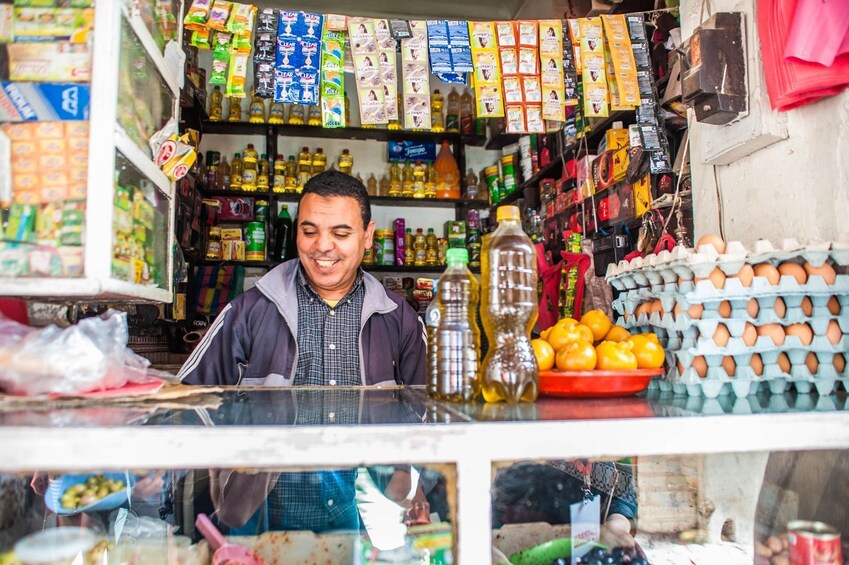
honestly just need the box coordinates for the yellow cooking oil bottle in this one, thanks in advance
[481,205,539,403]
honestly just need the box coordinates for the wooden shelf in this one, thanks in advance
[197,186,300,201]
[370,196,488,208]
[484,133,521,150]
[365,264,480,275]
[201,120,486,146]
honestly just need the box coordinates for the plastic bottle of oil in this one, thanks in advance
[229,152,243,190]
[307,104,322,126]
[297,147,312,189]
[338,149,353,175]
[401,161,414,197]
[284,155,298,193]
[209,85,223,121]
[219,155,230,190]
[480,205,539,403]
[412,160,426,198]
[248,92,266,123]
[446,87,460,133]
[272,154,286,193]
[241,144,258,191]
[288,103,305,125]
[257,154,270,191]
[425,227,438,267]
[424,164,438,199]
[227,97,241,122]
[312,148,327,175]
[388,160,402,197]
[413,228,426,266]
[431,89,445,133]
[432,248,480,401]
[459,88,474,135]
[378,174,390,197]
[269,101,286,124]
[366,173,377,196]
[404,227,414,265]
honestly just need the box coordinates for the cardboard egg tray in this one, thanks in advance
[606,240,849,399]
[645,384,846,416]
[605,238,849,291]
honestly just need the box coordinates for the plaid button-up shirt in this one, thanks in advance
[266,267,365,531]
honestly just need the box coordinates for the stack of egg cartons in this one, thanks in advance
[606,239,849,398]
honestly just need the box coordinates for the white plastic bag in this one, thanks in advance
[0,310,170,396]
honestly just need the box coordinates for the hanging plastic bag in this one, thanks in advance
[580,238,614,321]
[536,242,591,332]
[0,310,172,396]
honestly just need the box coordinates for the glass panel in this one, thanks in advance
[134,0,180,52]
[492,452,849,565]
[118,15,174,156]
[112,151,169,289]
[0,122,89,279]
[2,463,454,564]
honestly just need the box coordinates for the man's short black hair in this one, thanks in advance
[299,170,372,228]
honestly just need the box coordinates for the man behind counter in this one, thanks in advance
[179,171,428,532]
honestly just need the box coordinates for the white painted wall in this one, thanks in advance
[681,0,849,245]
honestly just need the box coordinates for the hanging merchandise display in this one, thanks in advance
[275,11,323,106]
[348,18,385,125]
[561,20,580,106]
[401,21,432,130]
[601,15,640,109]
[320,26,346,128]
[469,21,504,120]
[579,17,609,118]
[253,8,277,98]
[376,19,399,124]
[539,19,565,123]
[425,20,474,76]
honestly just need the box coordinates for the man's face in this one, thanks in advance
[297,193,375,300]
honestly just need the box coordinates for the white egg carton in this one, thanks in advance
[645,388,847,415]
[605,238,849,291]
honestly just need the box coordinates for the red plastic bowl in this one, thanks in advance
[539,368,663,398]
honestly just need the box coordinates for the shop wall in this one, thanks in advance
[681,0,849,245]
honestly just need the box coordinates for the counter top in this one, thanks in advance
[2,386,848,472]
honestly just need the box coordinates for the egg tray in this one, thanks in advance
[645,384,847,416]
[605,238,849,291]
[612,276,849,316]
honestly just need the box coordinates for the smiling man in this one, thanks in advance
[178,170,426,387]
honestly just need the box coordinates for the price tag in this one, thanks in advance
[570,494,600,565]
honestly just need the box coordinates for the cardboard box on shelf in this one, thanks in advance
[0,82,90,121]
[7,42,91,82]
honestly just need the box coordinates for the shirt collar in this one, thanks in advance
[296,264,364,305]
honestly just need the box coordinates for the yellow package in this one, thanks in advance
[634,174,651,216]
[601,15,640,107]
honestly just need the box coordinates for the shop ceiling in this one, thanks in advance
[258,0,598,21]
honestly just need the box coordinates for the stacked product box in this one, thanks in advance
[606,239,849,399]
[381,276,435,315]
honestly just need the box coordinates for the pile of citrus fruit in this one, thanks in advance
[532,310,666,372]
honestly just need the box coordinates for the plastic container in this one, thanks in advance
[244,222,266,261]
[15,527,97,565]
[229,153,242,190]
[338,148,353,175]
[376,230,395,266]
[434,249,480,401]
[271,204,293,262]
[209,85,223,121]
[426,228,439,267]
[312,148,327,174]
[426,279,440,398]
[481,205,539,403]
[484,165,501,204]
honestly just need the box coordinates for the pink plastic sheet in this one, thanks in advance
[784,0,849,67]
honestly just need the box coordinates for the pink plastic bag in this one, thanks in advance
[759,0,849,111]
[784,0,849,67]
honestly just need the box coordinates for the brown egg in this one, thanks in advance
[650,299,664,314]
[730,264,754,287]
[635,302,651,317]
[805,352,819,374]
[707,267,726,289]
[753,263,780,285]
[778,262,807,285]
[827,296,841,315]
[750,353,764,376]
[623,311,630,321]
[746,298,760,318]
[676,359,685,375]
[800,296,814,317]
[803,261,837,285]
[696,234,727,254]
[742,323,758,346]
[825,320,842,345]
[834,353,846,373]
[777,352,791,373]
[691,356,708,378]
[774,297,787,319]
[718,300,732,318]
[722,356,736,377]
[675,302,704,319]
[713,324,731,347]
[785,323,814,345]
[757,324,786,346]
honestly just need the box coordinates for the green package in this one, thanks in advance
[320,28,346,128]
[209,31,232,84]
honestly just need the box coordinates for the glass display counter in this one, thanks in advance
[2,386,849,564]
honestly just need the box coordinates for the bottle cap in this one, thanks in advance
[496,205,520,222]
[446,248,469,264]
